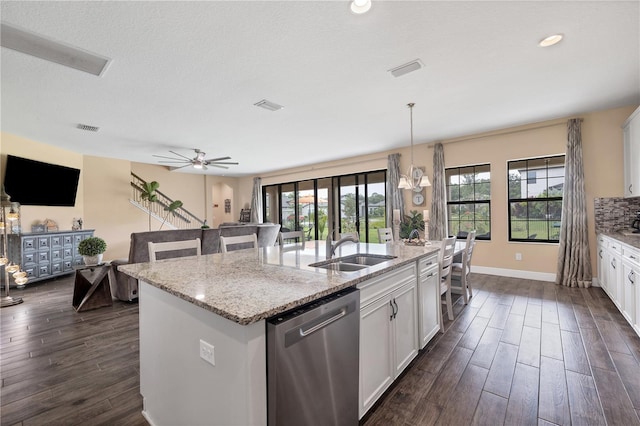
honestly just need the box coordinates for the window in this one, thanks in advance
[508,155,565,242]
[446,164,491,240]
[262,170,386,243]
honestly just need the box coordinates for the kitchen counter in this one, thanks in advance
[118,240,439,325]
[599,231,640,250]
[118,240,440,426]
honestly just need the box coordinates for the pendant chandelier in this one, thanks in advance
[398,103,431,190]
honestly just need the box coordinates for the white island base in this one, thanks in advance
[139,282,267,426]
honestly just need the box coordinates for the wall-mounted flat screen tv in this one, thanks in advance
[3,155,81,207]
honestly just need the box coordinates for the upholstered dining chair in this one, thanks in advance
[451,230,477,304]
[279,230,305,249]
[439,236,457,332]
[377,228,393,243]
[220,234,258,253]
[147,238,202,262]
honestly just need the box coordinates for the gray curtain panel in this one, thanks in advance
[250,177,263,224]
[556,119,592,287]
[429,143,448,240]
[387,153,405,228]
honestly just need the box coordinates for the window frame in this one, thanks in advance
[445,163,491,241]
[507,154,565,243]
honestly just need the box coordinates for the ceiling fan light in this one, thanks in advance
[193,161,203,169]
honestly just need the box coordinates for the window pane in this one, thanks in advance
[449,184,460,201]
[548,176,564,196]
[446,170,460,186]
[475,182,491,200]
[459,184,474,201]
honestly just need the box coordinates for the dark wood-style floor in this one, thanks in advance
[2,273,640,425]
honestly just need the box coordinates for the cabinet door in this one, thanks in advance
[608,252,622,308]
[622,260,637,328]
[392,283,418,376]
[419,266,440,349]
[597,242,609,294]
[623,107,640,198]
[359,295,394,419]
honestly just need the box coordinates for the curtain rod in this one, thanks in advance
[427,117,583,148]
[260,155,388,180]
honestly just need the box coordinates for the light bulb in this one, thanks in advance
[6,263,20,273]
[13,270,27,279]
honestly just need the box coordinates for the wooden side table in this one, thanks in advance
[72,263,113,312]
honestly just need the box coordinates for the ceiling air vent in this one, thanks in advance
[1,22,111,77]
[77,123,100,132]
[388,59,424,78]
[254,99,284,111]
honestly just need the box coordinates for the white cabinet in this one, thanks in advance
[621,245,639,332]
[418,254,440,349]
[358,263,418,419]
[598,234,640,338]
[623,105,640,198]
[597,236,610,295]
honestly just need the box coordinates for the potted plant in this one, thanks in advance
[140,181,159,231]
[78,236,107,266]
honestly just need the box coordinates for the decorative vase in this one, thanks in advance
[83,253,103,266]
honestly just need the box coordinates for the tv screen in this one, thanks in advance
[3,155,81,207]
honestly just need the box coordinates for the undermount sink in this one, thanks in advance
[309,254,396,272]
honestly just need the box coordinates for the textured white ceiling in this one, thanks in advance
[1,1,638,177]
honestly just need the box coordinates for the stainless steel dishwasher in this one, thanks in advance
[267,286,360,426]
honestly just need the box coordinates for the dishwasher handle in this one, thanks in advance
[300,308,346,337]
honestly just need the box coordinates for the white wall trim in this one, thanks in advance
[471,266,556,282]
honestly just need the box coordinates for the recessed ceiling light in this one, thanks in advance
[388,59,424,78]
[539,34,563,47]
[1,22,111,76]
[350,0,372,14]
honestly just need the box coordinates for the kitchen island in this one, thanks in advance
[118,240,440,426]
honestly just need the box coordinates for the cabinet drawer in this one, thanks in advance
[23,252,36,265]
[24,267,37,279]
[38,264,51,276]
[51,236,63,247]
[51,262,63,274]
[51,249,62,261]
[63,248,73,259]
[358,263,416,307]
[22,237,36,251]
[609,241,623,255]
[37,237,50,250]
[63,235,73,246]
[63,260,73,272]
[418,254,438,275]
[622,246,640,266]
[37,251,50,263]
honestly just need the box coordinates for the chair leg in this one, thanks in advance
[445,283,454,321]
[466,271,473,298]
[460,274,469,305]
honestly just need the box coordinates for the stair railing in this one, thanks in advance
[130,172,205,229]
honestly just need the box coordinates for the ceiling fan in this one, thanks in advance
[153,149,239,170]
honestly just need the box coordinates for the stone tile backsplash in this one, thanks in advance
[594,196,640,232]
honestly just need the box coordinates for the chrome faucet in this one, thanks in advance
[326,234,359,259]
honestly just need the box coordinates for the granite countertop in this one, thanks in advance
[600,231,640,250]
[118,240,439,325]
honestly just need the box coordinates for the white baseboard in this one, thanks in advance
[471,266,556,282]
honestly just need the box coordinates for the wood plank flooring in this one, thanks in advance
[2,273,640,425]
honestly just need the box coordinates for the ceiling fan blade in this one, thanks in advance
[153,154,188,160]
[169,150,194,161]
[208,161,239,165]
[157,160,191,164]
[203,156,231,162]
[171,163,195,170]
[209,164,229,169]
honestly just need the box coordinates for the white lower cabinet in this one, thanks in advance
[597,234,640,338]
[358,263,419,419]
[418,254,440,349]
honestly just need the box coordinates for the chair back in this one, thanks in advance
[439,236,457,281]
[279,230,305,249]
[377,227,393,243]
[220,234,258,253]
[148,238,202,262]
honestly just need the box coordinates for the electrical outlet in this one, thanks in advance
[515,253,522,261]
[200,339,215,366]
